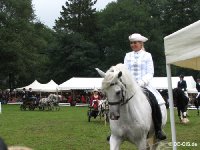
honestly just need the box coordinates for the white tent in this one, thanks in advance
[164,20,200,150]
[16,80,43,91]
[17,80,59,92]
[165,20,200,70]
[151,76,197,93]
[58,77,103,90]
[40,80,58,92]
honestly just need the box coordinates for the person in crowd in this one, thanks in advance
[124,33,166,140]
[67,95,72,103]
[81,95,86,103]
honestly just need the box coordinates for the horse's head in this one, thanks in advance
[96,64,136,120]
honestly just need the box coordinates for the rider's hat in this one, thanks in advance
[93,88,98,92]
[129,33,148,42]
[179,74,184,78]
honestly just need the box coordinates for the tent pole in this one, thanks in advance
[166,64,177,150]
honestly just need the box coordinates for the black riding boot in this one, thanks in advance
[144,88,167,141]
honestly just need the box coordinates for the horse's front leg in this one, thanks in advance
[110,135,122,150]
[136,137,148,150]
[177,108,182,121]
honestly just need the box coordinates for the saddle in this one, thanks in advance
[142,88,157,107]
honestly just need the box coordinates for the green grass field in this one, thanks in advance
[0,105,200,150]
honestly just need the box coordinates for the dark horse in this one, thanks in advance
[160,88,189,123]
[173,88,189,123]
[194,94,200,115]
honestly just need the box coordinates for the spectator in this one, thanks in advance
[81,95,86,103]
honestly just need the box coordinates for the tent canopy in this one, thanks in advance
[151,76,197,93]
[40,80,58,92]
[164,20,200,70]
[58,77,103,90]
[17,80,58,92]
[16,80,42,91]
[58,76,197,92]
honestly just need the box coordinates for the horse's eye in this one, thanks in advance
[110,83,115,86]
[116,91,121,95]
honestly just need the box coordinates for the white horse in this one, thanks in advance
[96,64,167,150]
[39,94,61,111]
[47,94,61,111]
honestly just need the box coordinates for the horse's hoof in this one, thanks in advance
[181,118,189,124]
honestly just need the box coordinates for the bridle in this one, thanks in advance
[107,78,135,106]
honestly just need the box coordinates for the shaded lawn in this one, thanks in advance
[0,105,200,150]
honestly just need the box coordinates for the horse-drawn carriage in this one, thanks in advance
[20,94,61,111]
[20,97,38,111]
[87,99,109,123]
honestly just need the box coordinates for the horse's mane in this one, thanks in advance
[102,63,140,93]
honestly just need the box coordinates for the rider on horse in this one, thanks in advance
[124,33,166,140]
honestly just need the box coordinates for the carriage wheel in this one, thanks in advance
[88,115,91,122]
[88,111,91,122]
[29,104,34,111]
[20,104,26,111]
[106,113,109,123]
[99,106,103,120]
[99,111,102,120]
[56,106,60,111]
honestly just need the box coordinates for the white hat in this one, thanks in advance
[93,88,98,92]
[129,33,148,42]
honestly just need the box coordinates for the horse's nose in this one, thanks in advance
[110,112,120,120]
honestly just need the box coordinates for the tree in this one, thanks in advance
[54,0,97,39]
[160,0,200,76]
[161,0,200,35]
[47,33,100,83]
[51,0,102,82]
[0,0,56,89]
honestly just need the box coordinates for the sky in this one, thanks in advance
[32,0,116,28]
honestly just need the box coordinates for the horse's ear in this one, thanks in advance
[95,68,105,77]
[118,71,122,78]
